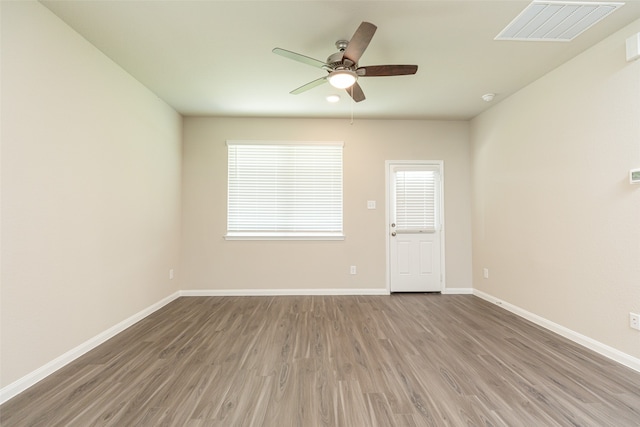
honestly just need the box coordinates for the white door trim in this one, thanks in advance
[385,160,446,293]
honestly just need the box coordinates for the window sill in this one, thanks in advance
[225,232,345,241]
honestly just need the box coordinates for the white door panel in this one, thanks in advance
[388,162,443,293]
[419,241,433,275]
[397,240,411,274]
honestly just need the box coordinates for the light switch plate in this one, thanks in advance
[367,200,376,209]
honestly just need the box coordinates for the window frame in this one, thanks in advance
[225,140,345,241]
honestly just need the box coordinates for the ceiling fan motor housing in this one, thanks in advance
[327,51,351,69]
[326,40,356,70]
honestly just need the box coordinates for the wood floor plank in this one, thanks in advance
[335,380,369,427]
[2,294,640,426]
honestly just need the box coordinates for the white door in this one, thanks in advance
[388,162,443,292]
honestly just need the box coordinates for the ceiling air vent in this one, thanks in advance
[496,1,624,41]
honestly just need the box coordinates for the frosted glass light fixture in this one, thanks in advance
[328,70,357,89]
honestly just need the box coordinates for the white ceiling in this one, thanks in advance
[41,0,640,120]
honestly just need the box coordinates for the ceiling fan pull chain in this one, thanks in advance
[350,86,354,125]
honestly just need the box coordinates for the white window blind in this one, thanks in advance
[227,141,343,239]
[394,169,439,232]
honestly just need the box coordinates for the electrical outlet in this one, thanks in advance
[350,266,357,275]
[169,269,174,280]
[630,313,640,331]
[483,268,489,279]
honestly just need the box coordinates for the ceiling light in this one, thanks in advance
[482,93,495,102]
[328,69,357,89]
[495,1,625,42]
[326,94,341,103]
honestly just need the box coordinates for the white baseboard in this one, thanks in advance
[473,289,640,373]
[0,291,181,405]
[442,287,473,295]
[180,288,391,297]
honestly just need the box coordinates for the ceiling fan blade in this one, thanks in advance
[273,48,329,69]
[343,22,377,66]
[290,77,328,94]
[357,64,418,77]
[346,82,365,102]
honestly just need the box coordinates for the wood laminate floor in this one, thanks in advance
[1,294,639,426]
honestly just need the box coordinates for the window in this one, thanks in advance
[394,168,439,232]
[226,141,343,240]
